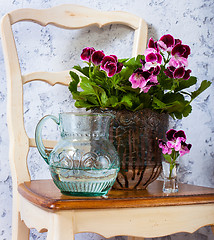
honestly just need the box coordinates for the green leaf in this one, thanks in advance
[174,111,183,119]
[191,80,211,101]
[121,94,133,108]
[123,56,142,70]
[182,104,192,117]
[152,97,166,110]
[75,100,98,109]
[87,96,99,105]
[107,96,119,107]
[174,76,197,92]
[101,91,108,106]
[80,77,96,96]
[69,71,79,93]
[163,154,172,163]
[134,103,144,111]
[69,70,79,82]
[73,65,89,77]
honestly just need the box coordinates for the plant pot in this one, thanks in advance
[92,108,169,190]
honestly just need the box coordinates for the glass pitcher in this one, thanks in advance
[35,112,120,197]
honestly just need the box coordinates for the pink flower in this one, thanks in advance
[129,68,159,93]
[169,43,191,68]
[158,139,172,155]
[80,47,95,62]
[179,141,192,156]
[158,129,191,158]
[166,129,186,151]
[144,48,162,70]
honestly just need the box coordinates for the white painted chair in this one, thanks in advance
[2,4,214,240]
[1,4,148,240]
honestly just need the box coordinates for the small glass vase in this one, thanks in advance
[162,160,179,193]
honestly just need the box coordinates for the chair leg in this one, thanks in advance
[12,212,30,240]
[46,214,75,240]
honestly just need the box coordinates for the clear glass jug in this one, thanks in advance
[35,112,120,196]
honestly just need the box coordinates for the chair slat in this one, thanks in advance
[9,4,142,30]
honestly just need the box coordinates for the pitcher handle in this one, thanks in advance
[35,115,59,165]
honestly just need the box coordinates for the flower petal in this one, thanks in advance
[91,50,105,65]
[173,67,185,79]
[172,44,191,58]
[80,47,95,62]
[179,141,192,156]
[145,52,157,63]
[104,62,117,77]
[110,55,118,62]
[148,38,159,51]
[183,69,191,80]
[129,69,145,88]
[158,34,175,51]
[166,129,176,141]
[116,62,123,73]
[158,139,171,154]
[174,130,186,141]
[164,66,175,78]
[101,56,116,69]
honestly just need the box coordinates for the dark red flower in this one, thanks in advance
[91,50,105,65]
[172,44,191,59]
[158,34,175,51]
[80,47,95,62]
[101,55,123,77]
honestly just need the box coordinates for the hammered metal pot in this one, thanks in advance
[93,108,169,190]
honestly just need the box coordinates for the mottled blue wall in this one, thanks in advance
[0,0,214,239]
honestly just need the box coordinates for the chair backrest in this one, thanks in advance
[1,4,148,187]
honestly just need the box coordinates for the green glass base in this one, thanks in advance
[61,191,108,197]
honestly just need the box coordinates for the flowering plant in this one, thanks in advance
[158,129,192,178]
[69,34,211,119]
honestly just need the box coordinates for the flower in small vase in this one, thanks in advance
[158,129,192,179]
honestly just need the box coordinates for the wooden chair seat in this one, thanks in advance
[18,180,214,210]
[17,179,214,239]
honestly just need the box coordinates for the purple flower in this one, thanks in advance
[169,43,191,68]
[80,47,95,62]
[164,66,191,80]
[144,48,162,70]
[148,38,159,52]
[164,66,176,78]
[129,68,159,93]
[116,62,123,73]
[172,43,191,59]
[168,56,188,68]
[158,139,172,155]
[166,129,186,151]
[91,50,105,65]
[179,141,192,156]
[101,55,123,77]
[158,34,175,52]
[183,69,191,80]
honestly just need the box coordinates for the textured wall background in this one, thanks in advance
[0,0,214,239]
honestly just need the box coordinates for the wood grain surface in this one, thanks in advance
[18,180,214,211]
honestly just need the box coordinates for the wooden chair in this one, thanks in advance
[1,4,214,240]
[1,4,147,240]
